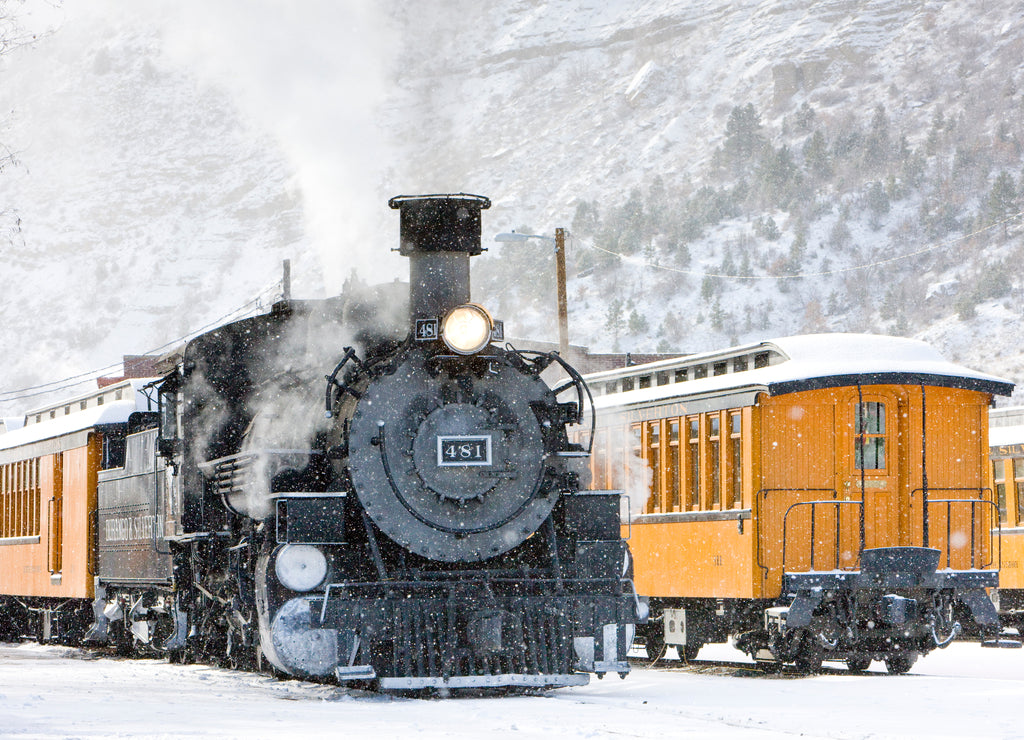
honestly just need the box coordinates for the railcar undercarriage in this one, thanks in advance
[646,547,1000,674]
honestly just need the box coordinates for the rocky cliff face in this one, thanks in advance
[386,0,1024,399]
[0,0,1021,414]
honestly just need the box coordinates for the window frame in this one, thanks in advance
[686,415,701,510]
[1014,458,1024,527]
[994,459,1007,524]
[854,400,887,471]
[729,410,743,509]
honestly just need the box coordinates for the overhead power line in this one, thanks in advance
[0,276,285,405]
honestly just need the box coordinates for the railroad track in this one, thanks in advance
[628,655,860,677]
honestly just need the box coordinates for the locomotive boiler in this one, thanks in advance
[82,193,640,689]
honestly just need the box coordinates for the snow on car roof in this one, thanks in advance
[990,406,1024,448]
[587,333,1014,411]
[0,378,160,451]
[991,424,1024,448]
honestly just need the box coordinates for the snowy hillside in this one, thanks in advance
[0,0,1022,414]
[387,0,1024,400]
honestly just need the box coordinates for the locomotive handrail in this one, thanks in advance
[512,347,595,455]
[754,488,840,579]
[324,346,363,419]
[88,509,97,577]
[909,490,1000,571]
[781,499,863,574]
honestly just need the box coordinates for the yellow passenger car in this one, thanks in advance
[584,334,1013,673]
[0,379,157,641]
[990,406,1024,626]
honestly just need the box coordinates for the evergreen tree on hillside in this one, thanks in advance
[571,200,600,237]
[803,129,832,181]
[756,145,800,208]
[866,181,891,229]
[987,171,1018,235]
[863,104,892,171]
[721,104,766,175]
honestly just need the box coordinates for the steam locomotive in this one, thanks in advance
[0,194,640,690]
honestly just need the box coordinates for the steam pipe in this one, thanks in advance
[388,194,491,329]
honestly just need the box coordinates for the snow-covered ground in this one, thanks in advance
[3,640,1021,739]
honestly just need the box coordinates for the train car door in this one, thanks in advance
[839,390,903,552]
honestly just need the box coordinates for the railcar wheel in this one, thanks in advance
[681,642,702,662]
[846,657,871,672]
[644,630,666,661]
[884,653,916,675]
[0,601,28,642]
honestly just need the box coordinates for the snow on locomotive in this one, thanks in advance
[0,194,640,690]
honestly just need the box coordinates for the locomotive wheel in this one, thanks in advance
[167,647,191,665]
[846,656,871,672]
[884,652,916,675]
[794,650,823,674]
[112,620,135,658]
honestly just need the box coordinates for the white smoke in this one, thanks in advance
[238,382,329,521]
[622,451,654,517]
[230,284,408,519]
[66,0,407,293]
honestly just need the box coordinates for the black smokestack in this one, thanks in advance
[388,194,491,325]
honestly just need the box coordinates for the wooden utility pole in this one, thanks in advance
[555,228,568,356]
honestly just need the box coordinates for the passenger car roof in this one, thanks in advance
[586,333,1014,412]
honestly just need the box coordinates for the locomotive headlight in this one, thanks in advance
[441,304,493,355]
[274,544,328,592]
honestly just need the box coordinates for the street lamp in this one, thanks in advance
[494,228,569,357]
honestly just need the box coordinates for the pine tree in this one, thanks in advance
[863,104,891,170]
[987,171,1018,236]
[803,129,832,181]
[764,145,800,207]
[723,104,766,174]
[866,181,890,229]
[605,298,626,341]
[628,308,648,334]
[571,200,600,237]
[794,102,816,133]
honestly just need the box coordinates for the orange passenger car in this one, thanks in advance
[584,334,1014,673]
[0,379,157,640]
[990,406,1024,626]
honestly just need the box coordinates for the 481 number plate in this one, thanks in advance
[437,435,492,466]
